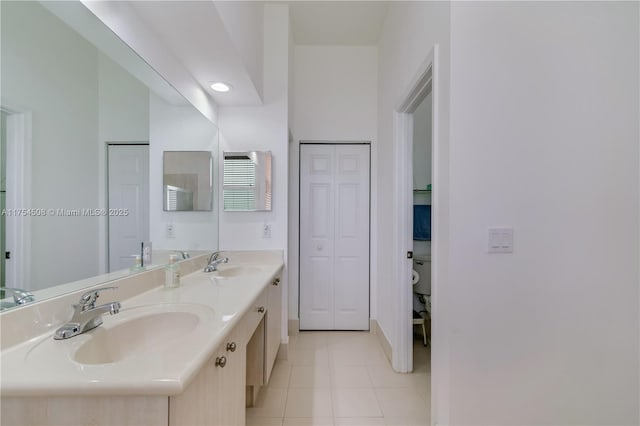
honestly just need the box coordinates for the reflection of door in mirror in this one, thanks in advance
[0,107,31,292]
[0,111,6,288]
[108,144,150,272]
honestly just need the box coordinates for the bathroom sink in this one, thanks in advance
[73,311,199,365]
[212,265,264,278]
[36,303,219,366]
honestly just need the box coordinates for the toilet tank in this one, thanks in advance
[413,255,431,295]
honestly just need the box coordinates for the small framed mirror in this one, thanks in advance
[223,151,272,211]
[163,151,213,211]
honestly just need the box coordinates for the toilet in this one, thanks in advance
[412,254,431,346]
[413,254,431,296]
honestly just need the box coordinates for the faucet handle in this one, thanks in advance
[78,286,117,308]
[1,287,35,305]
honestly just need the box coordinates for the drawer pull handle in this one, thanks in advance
[273,278,280,286]
[226,342,237,352]
[257,306,265,313]
[215,356,227,367]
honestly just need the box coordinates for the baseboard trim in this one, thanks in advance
[277,342,288,360]
[371,319,392,363]
[288,319,299,335]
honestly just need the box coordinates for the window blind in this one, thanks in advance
[223,156,257,210]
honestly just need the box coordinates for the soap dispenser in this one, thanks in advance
[165,254,180,288]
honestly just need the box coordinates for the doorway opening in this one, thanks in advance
[391,45,439,377]
[0,106,32,291]
[411,90,433,352]
[1,111,6,289]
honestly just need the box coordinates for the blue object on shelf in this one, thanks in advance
[413,205,431,241]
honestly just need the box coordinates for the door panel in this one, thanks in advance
[300,144,370,330]
[311,184,331,238]
[108,145,149,272]
[337,184,358,238]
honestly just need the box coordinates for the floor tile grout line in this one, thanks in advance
[370,383,388,419]
[251,333,430,424]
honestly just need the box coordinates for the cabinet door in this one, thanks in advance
[219,329,246,426]
[170,327,246,426]
[265,274,282,384]
[169,351,223,425]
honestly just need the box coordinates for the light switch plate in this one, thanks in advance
[488,227,513,253]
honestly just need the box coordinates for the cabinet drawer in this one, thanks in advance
[238,288,268,344]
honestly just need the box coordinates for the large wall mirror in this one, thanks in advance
[0,1,219,310]
[223,151,272,211]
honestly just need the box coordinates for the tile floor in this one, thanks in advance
[247,331,431,426]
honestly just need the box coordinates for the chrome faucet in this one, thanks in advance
[204,251,229,272]
[176,250,190,260]
[1,287,35,305]
[54,287,121,340]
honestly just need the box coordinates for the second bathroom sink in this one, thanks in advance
[212,265,264,278]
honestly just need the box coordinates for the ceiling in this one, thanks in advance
[116,1,390,108]
[129,1,263,106]
[289,1,389,45]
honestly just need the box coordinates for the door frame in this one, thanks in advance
[393,44,448,425]
[298,141,372,331]
[1,104,32,290]
[392,45,437,368]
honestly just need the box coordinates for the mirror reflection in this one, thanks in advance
[0,1,219,310]
[163,151,213,212]
[223,151,272,212]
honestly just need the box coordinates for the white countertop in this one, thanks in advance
[0,251,283,397]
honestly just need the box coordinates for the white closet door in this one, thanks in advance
[108,145,149,272]
[300,144,370,330]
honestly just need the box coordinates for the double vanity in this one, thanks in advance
[0,251,284,426]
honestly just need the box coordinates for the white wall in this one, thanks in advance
[97,53,150,273]
[289,45,378,323]
[213,1,264,100]
[81,0,218,124]
[380,2,639,423]
[1,1,100,290]
[377,3,451,418]
[149,93,219,252]
[445,2,639,424]
[217,4,290,342]
[98,54,150,143]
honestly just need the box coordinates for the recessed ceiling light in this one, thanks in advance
[210,82,231,92]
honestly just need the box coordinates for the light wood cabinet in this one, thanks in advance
[170,326,245,426]
[265,275,282,384]
[245,288,267,405]
[172,273,282,423]
[1,396,168,426]
[246,273,283,406]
